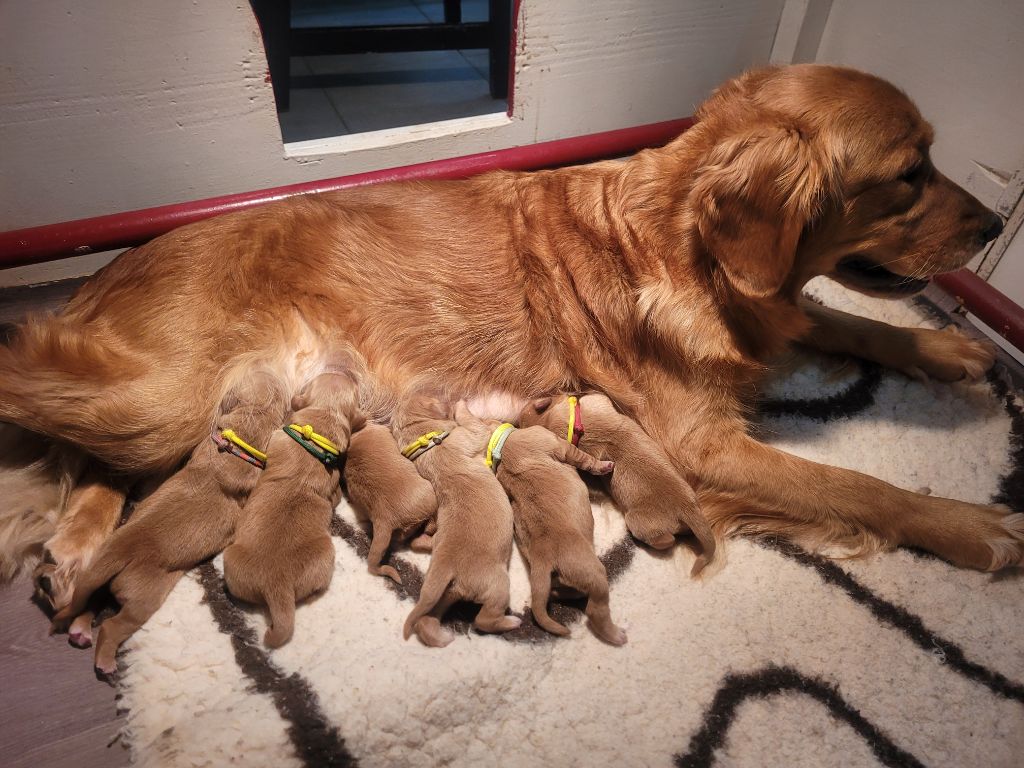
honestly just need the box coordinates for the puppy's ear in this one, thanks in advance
[530,397,553,414]
[691,124,830,299]
[290,386,311,412]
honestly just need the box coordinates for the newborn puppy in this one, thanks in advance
[52,372,287,674]
[520,394,716,575]
[223,371,362,648]
[493,424,626,644]
[344,423,438,583]
[394,396,520,647]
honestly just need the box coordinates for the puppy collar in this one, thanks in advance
[402,430,450,460]
[283,423,341,467]
[566,396,585,447]
[212,429,267,469]
[485,422,516,471]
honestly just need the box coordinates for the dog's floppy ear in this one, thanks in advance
[691,124,829,298]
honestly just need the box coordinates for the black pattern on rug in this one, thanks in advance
[674,666,927,768]
[196,563,358,768]
[330,513,636,643]
[761,538,1024,704]
[758,359,883,421]
[989,370,1024,509]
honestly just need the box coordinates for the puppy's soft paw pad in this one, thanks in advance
[69,631,93,649]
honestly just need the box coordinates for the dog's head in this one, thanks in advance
[687,64,1002,299]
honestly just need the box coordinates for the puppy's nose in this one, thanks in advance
[979,213,1004,245]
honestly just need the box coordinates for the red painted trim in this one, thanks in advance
[0,117,693,268]
[934,270,1024,353]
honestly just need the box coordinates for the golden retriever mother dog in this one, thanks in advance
[0,64,1017,590]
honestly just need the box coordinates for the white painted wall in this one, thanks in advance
[806,0,1024,295]
[0,0,785,234]
[811,0,1024,211]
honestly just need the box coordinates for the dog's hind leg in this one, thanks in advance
[366,523,402,583]
[35,462,127,611]
[93,568,180,675]
[472,575,521,634]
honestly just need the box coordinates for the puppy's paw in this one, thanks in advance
[493,615,523,632]
[903,327,997,382]
[589,621,627,647]
[68,612,94,648]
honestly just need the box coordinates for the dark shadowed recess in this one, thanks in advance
[673,666,926,768]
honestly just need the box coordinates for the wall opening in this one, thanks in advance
[251,0,513,144]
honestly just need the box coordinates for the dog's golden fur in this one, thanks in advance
[223,372,362,648]
[51,372,288,672]
[343,423,438,583]
[520,394,717,574]
[394,398,520,647]
[0,64,1018,588]
[493,424,624,643]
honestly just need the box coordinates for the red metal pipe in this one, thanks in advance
[934,270,1024,353]
[0,117,694,268]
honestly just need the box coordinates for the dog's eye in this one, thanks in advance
[898,163,925,185]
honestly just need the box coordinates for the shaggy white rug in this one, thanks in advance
[115,279,1024,768]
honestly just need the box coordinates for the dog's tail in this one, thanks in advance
[527,561,570,637]
[402,566,452,641]
[0,320,209,473]
[263,585,297,648]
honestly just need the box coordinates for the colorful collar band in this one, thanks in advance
[212,429,267,469]
[566,396,585,447]
[485,422,516,471]
[402,430,450,460]
[284,423,341,467]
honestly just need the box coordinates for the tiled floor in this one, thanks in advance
[279,0,506,143]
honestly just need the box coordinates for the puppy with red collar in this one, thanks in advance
[520,394,716,576]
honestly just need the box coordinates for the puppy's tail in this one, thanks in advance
[402,567,452,641]
[263,586,297,648]
[0,320,205,473]
[528,562,569,637]
[685,508,718,578]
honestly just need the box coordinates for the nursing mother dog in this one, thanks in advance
[0,64,1018,601]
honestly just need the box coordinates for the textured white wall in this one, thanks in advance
[0,0,785,235]
[813,0,1024,212]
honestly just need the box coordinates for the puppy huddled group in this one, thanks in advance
[53,371,716,669]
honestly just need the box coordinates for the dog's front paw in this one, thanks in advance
[902,327,996,382]
[33,555,78,612]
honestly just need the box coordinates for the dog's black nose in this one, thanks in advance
[979,213,1004,245]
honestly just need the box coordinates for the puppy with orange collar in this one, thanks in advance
[520,394,716,575]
